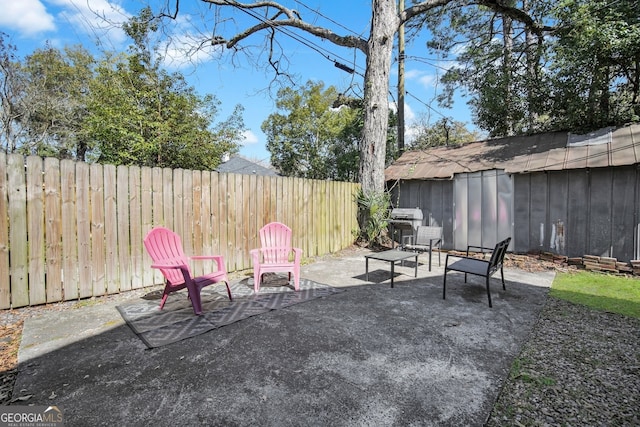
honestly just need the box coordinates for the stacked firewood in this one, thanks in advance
[540,252,639,275]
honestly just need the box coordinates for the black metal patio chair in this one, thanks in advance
[442,237,511,307]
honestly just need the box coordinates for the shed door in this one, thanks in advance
[453,170,513,250]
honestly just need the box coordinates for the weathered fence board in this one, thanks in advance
[0,153,10,308]
[44,157,62,303]
[192,171,203,277]
[90,163,106,297]
[26,156,45,305]
[8,155,28,308]
[117,165,131,292]
[104,165,118,295]
[0,156,360,308]
[140,167,154,286]
[76,162,92,299]
[61,160,79,300]
[200,172,214,275]
[152,167,164,230]
[128,166,143,290]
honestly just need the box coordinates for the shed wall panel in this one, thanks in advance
[425,181,444,227]
[589,168,614,257]
[611,168,636,260]
[481,170,498,247]
[529,173,548,249]
[442,181,455,248]
[547,172,569,254]
[566,170,589,258]
[452,171,513,251]
[468,172,483,247]
[513,175,532,252]
[497,172,513,246]
[403,181,421,210]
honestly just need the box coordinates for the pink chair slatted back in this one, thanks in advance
[143,227,191,285]
[259,222,293,263]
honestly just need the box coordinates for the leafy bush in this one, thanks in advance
[354,189,390,247]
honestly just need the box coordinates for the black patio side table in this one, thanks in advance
[364,249,419,288]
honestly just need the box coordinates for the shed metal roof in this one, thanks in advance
[385,124,640,181]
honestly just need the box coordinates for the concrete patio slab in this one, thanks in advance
[13,249,554,426]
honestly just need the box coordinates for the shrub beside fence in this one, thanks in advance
[0,153,360,309]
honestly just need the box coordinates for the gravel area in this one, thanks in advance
[486,297,640,426]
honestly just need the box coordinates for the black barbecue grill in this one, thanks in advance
[388,207,424,248]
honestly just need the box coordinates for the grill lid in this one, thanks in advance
[390,207,423,220]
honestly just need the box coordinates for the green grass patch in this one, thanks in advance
[550,271,640,319]
[509,357,556,386]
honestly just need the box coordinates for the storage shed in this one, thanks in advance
[385,124,640,262]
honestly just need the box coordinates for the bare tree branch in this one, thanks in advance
[403,0,555,38]
[202,0,368,52]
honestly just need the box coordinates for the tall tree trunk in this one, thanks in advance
[524,0,539,132]
[359,0,398,195]
[503,13,514,136]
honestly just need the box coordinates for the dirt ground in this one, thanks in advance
[0,251,566,405]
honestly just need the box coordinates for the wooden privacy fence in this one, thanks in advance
[0,153,360,309]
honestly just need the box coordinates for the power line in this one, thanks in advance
[292,0,366,38]
[404,55,455,72]
[223,2,365,76]
[405,90,448,119]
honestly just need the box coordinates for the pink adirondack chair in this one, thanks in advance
[250,222,302,292]
[143,227,232,315]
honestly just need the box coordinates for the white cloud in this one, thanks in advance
[0,0,56,35]
[418,74,436,89]
[404,69,424,80]
[242,130,259,145]
[389,101,416,122]
[52,0,130,47]
[404,124,420,146]
[404,103,416,121]
[161,33,222,69]
[405,68,438,90]
[159,12,226,69]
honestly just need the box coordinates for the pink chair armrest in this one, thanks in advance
[150,260,188,270]
[150,261,191,283]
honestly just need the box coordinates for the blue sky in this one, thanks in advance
[0,0,475,164]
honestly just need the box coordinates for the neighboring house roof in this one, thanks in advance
[385,124,640,181]
[216,156,279,176]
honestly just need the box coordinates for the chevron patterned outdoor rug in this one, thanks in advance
[117,277,343,348]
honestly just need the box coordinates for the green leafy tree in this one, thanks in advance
[21,45,95,159]
[414,1,552,137]
[263,82,401,182]
[0,32,28,153]
[549,0,640,131]
[263,81,360,180]
[0,33,94,159]
[85,8,244,169]
[410,117,483,149]
[416,0,639,137]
